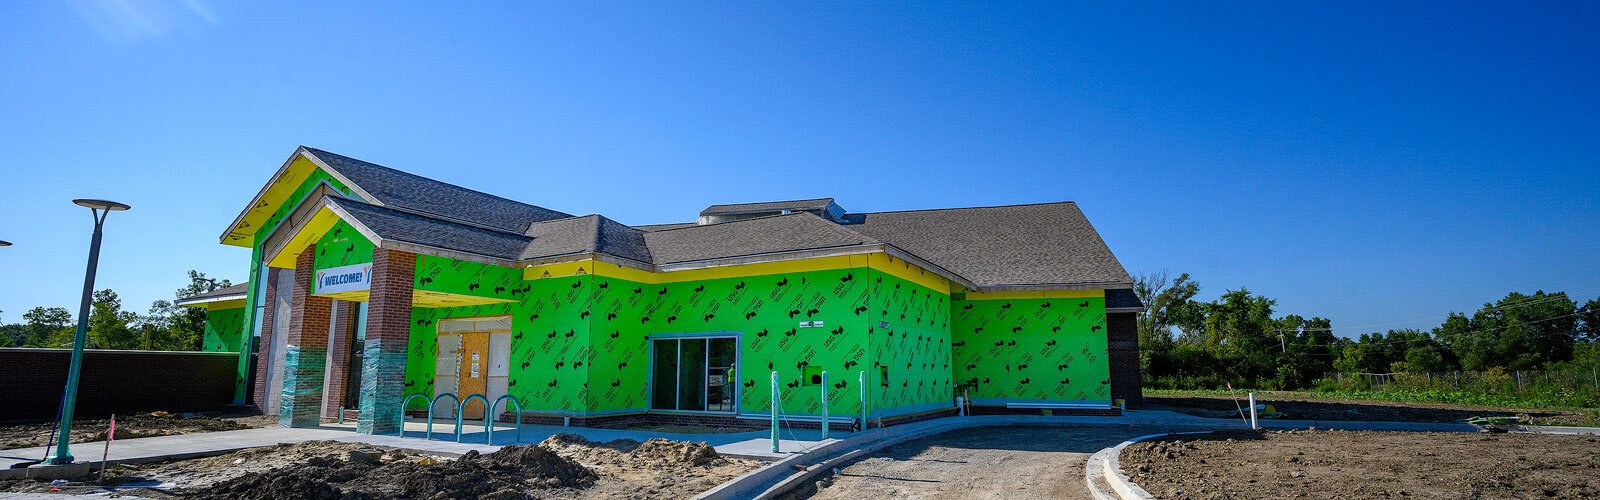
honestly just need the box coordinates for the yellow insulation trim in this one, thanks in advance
[865,253,951,294]
[264,206,342,269]
[224,155,319,247]
[205,299,247,310]
[311,289,515,308]
[519,252,954,294]
[523,255,868,283]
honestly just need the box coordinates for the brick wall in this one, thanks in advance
[0,348,239,421]
[358,249,415,434]
[1106,311,1143,406]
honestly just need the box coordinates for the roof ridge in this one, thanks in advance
[644,211,814,233]
[329,196,535,240]
[302,146,572,227]
[849,200,1078,216]
[703,196,833,208]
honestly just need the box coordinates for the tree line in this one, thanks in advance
[0,271,233,351]
[1136,270,1600,390]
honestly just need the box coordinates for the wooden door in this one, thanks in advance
[458,332,489,419]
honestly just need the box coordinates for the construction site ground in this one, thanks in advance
[1121,428,1600,498]
[0,434,760,499]
[0,411,276,449]
[783,425,1202,500]
[1144,392,1597,425]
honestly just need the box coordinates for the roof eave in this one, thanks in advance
[174,294,248,307]
[972,281,1136,292]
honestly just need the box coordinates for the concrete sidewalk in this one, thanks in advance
[0,418,844,479]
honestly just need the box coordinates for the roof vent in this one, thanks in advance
[697,198,846,224]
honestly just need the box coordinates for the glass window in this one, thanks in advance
[650,336,738,412]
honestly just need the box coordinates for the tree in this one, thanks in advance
[1435,291,1578,370]
[87,289,140,350]
[141,270,234,351]
[1578,298,1600,343]
[1134,271,1201,375]
[1195,289,1282,386]
[22,306,74,347]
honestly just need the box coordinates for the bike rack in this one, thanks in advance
[458,394,490,443]
[488,395,523,445]
[431,393,462,441]
[398,393,431,437]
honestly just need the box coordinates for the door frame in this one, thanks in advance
[434,315,512,419]
[645,331,741,415]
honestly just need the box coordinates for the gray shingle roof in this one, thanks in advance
[331,198,533,260]
[842,202,1133,288]
[305,147,571,234]
[643,212,877,265]
[284,149,1131,291]
[700,197,834,216]
[175,282,249,305]
[518,215,653,264]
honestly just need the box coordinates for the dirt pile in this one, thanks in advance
[0,411,255,449]
[196,442,596,499]
[1122,429,1600,499]
[536,433,760,499]
[633,438,721,467]
[4,435,760,499]
[538,433,725,468]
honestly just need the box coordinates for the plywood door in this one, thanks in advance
[458,332,489,419]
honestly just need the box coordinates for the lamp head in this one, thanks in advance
[73,199,131,211]
[0,240,11,247]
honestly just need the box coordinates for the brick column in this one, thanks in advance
[357,249,415,435]
[1105,311,1143,406]
[251,268,281,413]
[280,245,331,427]
[323,301,358,419]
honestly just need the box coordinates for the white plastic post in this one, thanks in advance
[771,371,781,453]
[1248,392,1259,430]
[820,371,829,440]
[859,371,868,432]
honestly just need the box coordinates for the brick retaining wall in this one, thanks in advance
[0,348,240,422]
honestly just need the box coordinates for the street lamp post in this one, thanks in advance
[45,199,129,465]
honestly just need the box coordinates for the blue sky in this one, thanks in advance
[1,2,1596,335]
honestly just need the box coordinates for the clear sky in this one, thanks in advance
[1,2,1596,335]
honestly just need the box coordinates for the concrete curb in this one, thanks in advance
[1084,431,1212,500]
[693,415,1133,500]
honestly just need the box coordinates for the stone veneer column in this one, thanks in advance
[323,301,357,419]
[357,249,415,435]
[251,268,281,413]
[280,246,331,427]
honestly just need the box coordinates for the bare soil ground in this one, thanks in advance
[1,434,761,499]
[0,411,276,449]
[785,425,1188,500]
[1144,392,1594,424]
[1122,429,1600,499]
